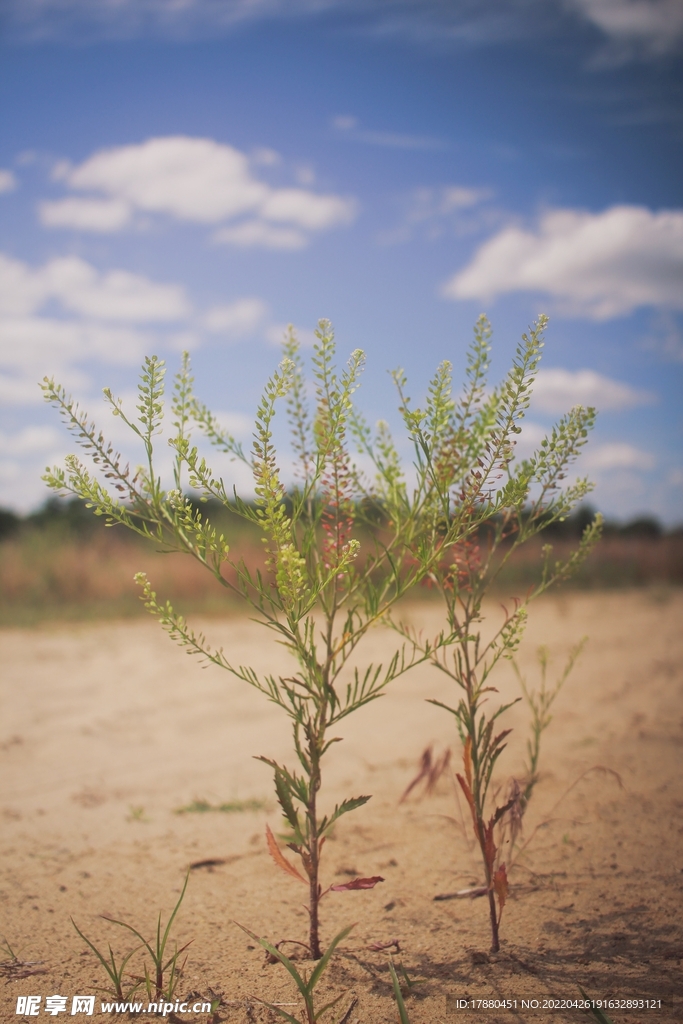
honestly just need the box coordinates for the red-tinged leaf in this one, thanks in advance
[456,773,477,830]
[493,863,508,916]
[300,849,313,880]
[329,875,385,892]
[463,736,473,791]
[367,938,401,952]
[265,825,306,884]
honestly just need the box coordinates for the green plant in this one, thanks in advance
[42,323,438,958]
[361,314,601,952]
[514,639,587,811]
[43,314,597,960]
[108,871,191,1003]
[237,922,354,1023]
[388,960,412,1024]
[578,987,615,1024]
[174,798,266,814]
[73,873,191,1003]
[0,939,46,981]
[70,920,143,1002]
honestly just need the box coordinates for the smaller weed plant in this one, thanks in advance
[388,960,413,1024]
[578,987,615,1024]
[72,873,190,1004]
[174,798,266,815]
[237,922,354,1024]
[360,314,601,952]
[513,639,587,817]
[70,920,143,1004]
[0,939,46,981]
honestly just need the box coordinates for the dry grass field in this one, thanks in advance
[1,590,682,1022]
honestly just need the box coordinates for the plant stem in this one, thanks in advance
[308,786,322,960]
[487,889,500,953]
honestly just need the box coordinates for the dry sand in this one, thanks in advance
[1,590,682,1023]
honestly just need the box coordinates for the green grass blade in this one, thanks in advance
[388,960,412,1024]
[578,986,614,1024]
[158,870,190,959]
[308,924,355,991]
[314,992,345,1020]
[257,1001,304,1024]
[235,922,310,1002]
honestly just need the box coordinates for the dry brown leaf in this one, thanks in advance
[265,825,306,884]
[493,863,508,916]
[329,875,385,892]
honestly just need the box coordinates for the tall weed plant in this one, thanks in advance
[43,315,599,960]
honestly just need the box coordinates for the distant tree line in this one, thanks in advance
[0,496,678,545]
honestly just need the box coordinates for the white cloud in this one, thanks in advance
[0,373,69,405]
[260,189,355,230]
[0,252,190,322]
[0,317,157,408]
[583,441,656,471]
[46,136,356,247]
[532,368,655,413]
[213,221,308,250]
[445,205,683,319]
[569,0,683,56]
[0,425,62,456]
[39,196,132,232]
[0,170,17,194]
[203,298,268,336]
[6,1,683,60]
[210,410,253,437]
[63,136,267,222]
[409,186,492,222]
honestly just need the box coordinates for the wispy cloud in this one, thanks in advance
[531,368,655,413]
[0,252,190,322]
[583,441,656,471]
[378,183,497,245]
[331,115,447,151]
[203,298,269,337]
[6,0,682,58]
[568,0,683,60]
[0,170,18,194]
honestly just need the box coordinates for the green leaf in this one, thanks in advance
[234,923,310,1003]
[308,924,355,990]
[388,960,412,1024]
[319,795,371,837]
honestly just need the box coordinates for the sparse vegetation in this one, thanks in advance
[36,312,639,999]
[72,873,191,1004]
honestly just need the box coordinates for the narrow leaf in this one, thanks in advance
[463,735,473,791]
[493,863,508,917]
[455,773,477,829]
[388,960,412,1024]
[329,876,384,892]
[265,825,307,884]
[308,923,355,991]
[234,922,309,1002]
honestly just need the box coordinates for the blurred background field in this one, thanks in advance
[1,497,680,626]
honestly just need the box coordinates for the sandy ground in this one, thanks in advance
[1,590,682,1024]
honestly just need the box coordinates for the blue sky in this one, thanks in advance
[0,0,681,522]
